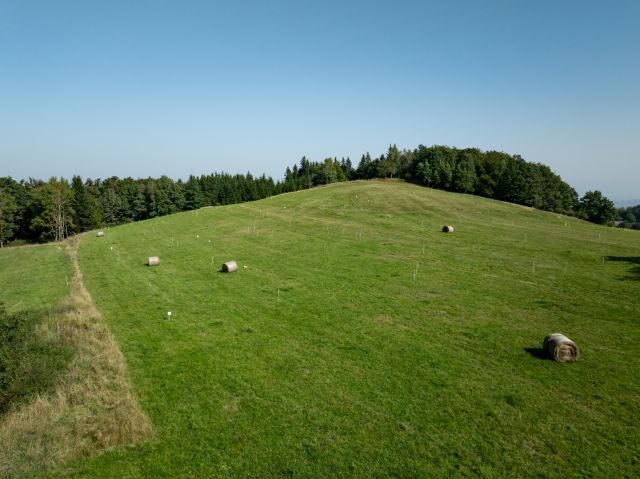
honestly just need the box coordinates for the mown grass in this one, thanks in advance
[23,181,640,476]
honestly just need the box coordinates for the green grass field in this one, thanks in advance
[0,243,71,314]
[6,180,640,477]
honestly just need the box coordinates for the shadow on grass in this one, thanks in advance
[524,347,549,360]
[605,256,640,281]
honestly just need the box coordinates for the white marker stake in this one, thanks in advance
[167,311,172,319]
[277,288,280,304]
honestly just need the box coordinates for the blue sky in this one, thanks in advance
[1,0,638,200]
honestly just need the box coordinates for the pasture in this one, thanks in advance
[3,180,640,476]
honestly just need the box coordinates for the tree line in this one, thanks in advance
[0,173,278,246]
[0,144,618,247]
[616,205,640,230]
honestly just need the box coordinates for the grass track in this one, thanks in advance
[41,180,640,476]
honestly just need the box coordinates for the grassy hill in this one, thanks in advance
[5,180,640,477]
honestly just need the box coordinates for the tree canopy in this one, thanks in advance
[578,191,616,226]
[616,204,640,229]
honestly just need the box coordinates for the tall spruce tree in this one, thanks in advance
[71,175,101,232]
[185,175,205,210]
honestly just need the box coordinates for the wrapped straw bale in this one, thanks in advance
[148,256,160,266]
[543,333,579,362]
[222,260,238,273]
[96,231,105,237]
[442,225,454,233]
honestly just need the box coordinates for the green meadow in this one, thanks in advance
[0,244,71,314]
[4,180,640,477]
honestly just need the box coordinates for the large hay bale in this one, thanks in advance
[96,231,104,237]
[222,260,238,273]
[543,333,580,362]
[442,225,454,233]
[147,256,160,267]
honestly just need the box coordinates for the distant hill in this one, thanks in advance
[615,199,640,208]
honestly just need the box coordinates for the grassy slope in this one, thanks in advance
[0,244,71,314]
[58,180,639,477]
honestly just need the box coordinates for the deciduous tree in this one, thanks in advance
[29,178,74,242]
[0,188,18,247]
[579,190,615,225]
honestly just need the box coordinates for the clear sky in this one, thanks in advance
[1,0,638,200]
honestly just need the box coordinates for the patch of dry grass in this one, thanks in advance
[0,237,151,478]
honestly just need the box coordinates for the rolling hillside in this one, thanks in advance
[5,180,640,477]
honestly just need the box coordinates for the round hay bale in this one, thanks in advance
[147,256,160,266]
[222,260,238,273]
[442,225,454,233]
[96,231,105,237]
[543,333,579,362]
